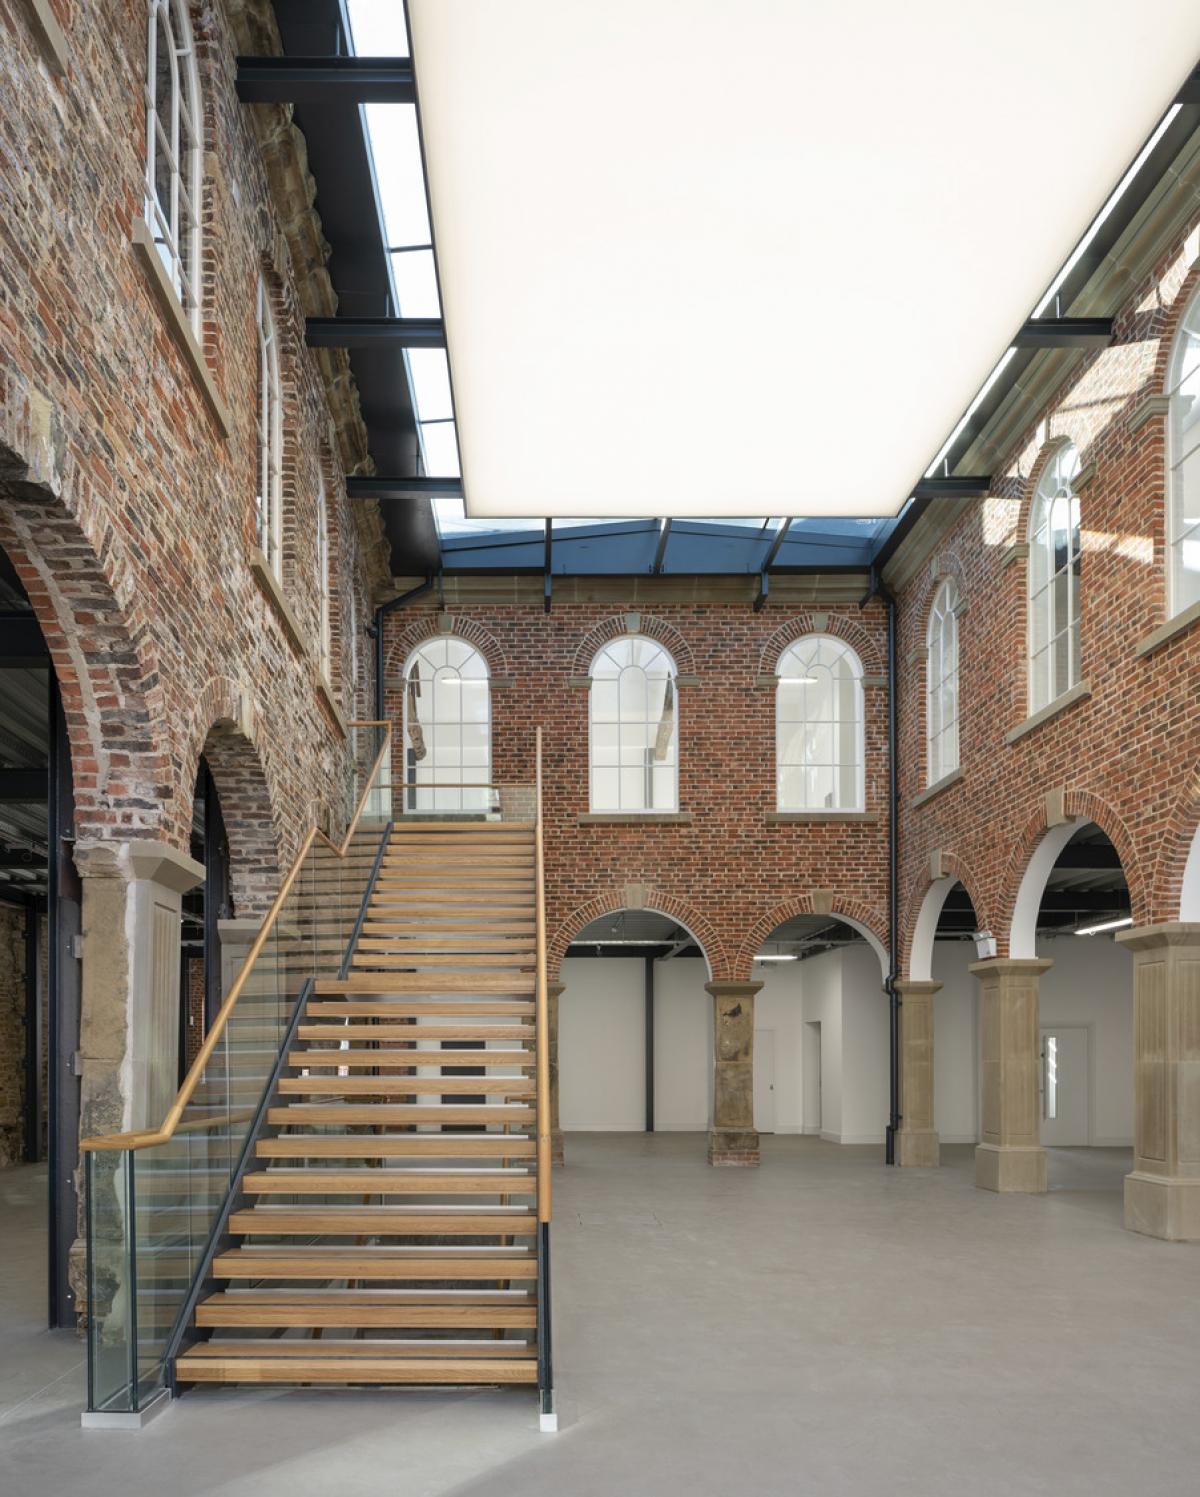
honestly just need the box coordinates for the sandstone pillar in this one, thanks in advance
[547,980,565,1166]
[895,979,941,1167]
[1116,924,1200,1241]
[706,981,762,1166]
[971,957,1051,1193]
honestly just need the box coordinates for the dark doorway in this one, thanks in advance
[180,757,231,1080]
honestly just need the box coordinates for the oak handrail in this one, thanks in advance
[81,721,393,1153]
[534,726,552,1223]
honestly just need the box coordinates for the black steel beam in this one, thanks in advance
[753,518,792,612]
[1176,65,1200,105]
[652,519,672,575]
[236,56,415,104]
[348,476,464,500]
[1050,844,1123,870]
[0,768,48,801]
[544,521,553,614]
[306,317,445,350]
[910,476,992,499]
[0,845,47,870]
[1013,317,1114,350]
[0,613,49,666]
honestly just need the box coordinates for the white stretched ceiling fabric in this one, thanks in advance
[407,0,1200,519]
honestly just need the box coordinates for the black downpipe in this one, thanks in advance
[23,901,41,1163]
[372,575,434,722]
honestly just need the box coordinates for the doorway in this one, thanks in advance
[1040,1025,1089,1147]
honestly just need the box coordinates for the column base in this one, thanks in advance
[975,1142,1046,1194]
[708,1128,759,1167]
[1124,1170,1200,1241]
[896,1129,940,1168]
[551,1131,565,1168]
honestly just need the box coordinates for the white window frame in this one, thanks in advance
[316,470,332,681]
[402,638,492,814]
[1028,443,1082,713]
[145,0,202,333]
[1165,285,1200,618]
[256,278,283,578]
[775,634,865,812]
[588,636,679,813]
[926,577,961,784]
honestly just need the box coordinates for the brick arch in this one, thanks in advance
[997,788,1148,957]
[909,549,970,647]
[900,851,991,979]
[570,614,696,677]
[384,615,509,679]
[733,895,889,982]
[0,463,171,844]
[181,677,282,917]
[1151,258,1200,393]
[1014,432,1089,540]
[756,612,884,678]
[1151,749,1200,922]
[550,888,727,980]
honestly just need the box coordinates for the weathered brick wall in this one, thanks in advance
[384,602,892,981]
[0,902,26,1166]
[895,219,1200,964]
[0,0,385,894]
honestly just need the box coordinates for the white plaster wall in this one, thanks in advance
[654,957,712,1129]
[753,963,805,1131]
[838,943,889,1144]
[559,957,645,1130]
[799,949,843,1142]
[931,940,979,1143]
[1036,933,1134,1145]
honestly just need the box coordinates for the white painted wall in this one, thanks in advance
[795,949,842,1142]
[837,944,889,1143]
[654,957,712,1129]
[754,963,806,1132]
[931,941,979,1143]
[559,957,645,1130]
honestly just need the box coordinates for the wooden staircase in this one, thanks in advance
[174,819,545,1391]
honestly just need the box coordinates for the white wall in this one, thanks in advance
[931,940,979,1143]
[797,949,842,1141]
[559,957,645,1130]
[754,963,806,1132]
[837,944,889,1144]
[654,957,712,1129]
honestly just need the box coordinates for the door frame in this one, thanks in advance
[1039,1022,1092,1147]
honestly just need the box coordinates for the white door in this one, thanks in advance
[1040,1026,1089,1146]
[754,1029,776,1134]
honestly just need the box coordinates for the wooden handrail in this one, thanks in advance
[81,722,393,1153]
[534,726,552,1223]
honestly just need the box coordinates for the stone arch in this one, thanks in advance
[550,886,725,980]
[756,611,884,679]
[903,852,989,981]
[1000,789,1147,958]
[570,613,696,678]
[182,677,281,917]
[384,614,509,679]
[0,447,171,844]
[734,895,889,981]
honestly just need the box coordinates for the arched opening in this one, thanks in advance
[402,637,492,815]
[751,914,886,1148]
[178,755,231,1081]
[558,909,711,1136]
[916,878,983,1154]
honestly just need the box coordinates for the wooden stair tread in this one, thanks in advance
[308,998,534,1014]
[268,1103,534,1125]
[176,1354,537,1384]
[297,1024,533,1041]
[212,1249,537,1280]
[259,1135,537,1158]
[243,1169,535,1194]
[351,952,535,968]
[228,1208,536,1234]
[277,1076,535,1095]
[186,1339,534,1358]
[292,1049,531,1067]
[196,1297,536,1328]
[315,975,535,994]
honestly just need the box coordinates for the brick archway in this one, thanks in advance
[756,611,885,678]
[384,615,509,679]
[900,851,990,978]
[550,887,725,979]
[570,613,697,678]
[734,895,889,981]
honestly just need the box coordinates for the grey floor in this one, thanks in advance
[2,1136,1199,1497]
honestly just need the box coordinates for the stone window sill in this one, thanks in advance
[577,812,693,824]
[250,548,305,655]
[911,766,963,809]
[1004,679,1091,745]
[1134,599,1200,658]
[131,216,232,438]
[315,674,348,739]
[23,0,69,74]
[766,810,879,823]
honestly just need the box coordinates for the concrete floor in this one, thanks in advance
[2,1136,1199,1497]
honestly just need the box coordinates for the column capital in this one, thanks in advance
[895,978,943,996]
[704,981,763,1000]
[968,957,1053,979]
[1116,922,1200,953]
[546,981,566,999]
[73,837,204,893]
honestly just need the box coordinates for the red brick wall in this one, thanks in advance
[383,604,892,981]
[0,0,380,889]
[895,223,1200,966]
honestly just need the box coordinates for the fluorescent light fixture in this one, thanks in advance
[1074,915,1134,936]
[753,953,799,963]
[407,1,1200,518]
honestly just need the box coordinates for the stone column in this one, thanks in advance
[1115,924,1200,1241]
[547,980,565,1166]
[971,957,1052,1193]
[705,981,762,1166]
[895,979,941,1167]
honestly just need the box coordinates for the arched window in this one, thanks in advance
[256,279,283,578]
[1166,287,1200,616]
[776,636,864,811]
[403,638,491,813]
[145,0,202,330]
[926,577,960,783]
[589,637,678,812]
[316,471,331,681]
[1028,443,1081,712]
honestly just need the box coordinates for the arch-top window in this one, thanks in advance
[256,279,283,577]
[403,639,491,813]
[145,0,202,330]
[589,637,678,812]
[926,577,960,784]
[1166,287,1200,616]
[776,635,864,811]
[316,471,331,681]
[1028,443,1081,713]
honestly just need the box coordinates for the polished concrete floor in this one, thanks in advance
[2,1136,1199,1497]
